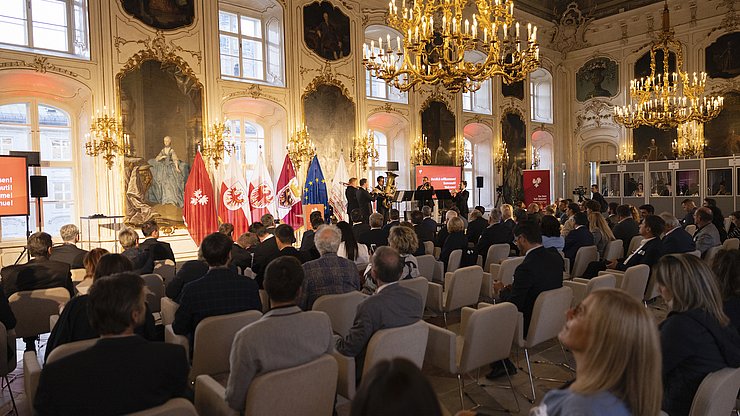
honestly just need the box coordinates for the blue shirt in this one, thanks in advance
[531,388,631,416]
[542,235,565,251]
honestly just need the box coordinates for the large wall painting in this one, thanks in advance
[119,59,203,225]
[303,2,351,61]
[121,0,195,30]
[705,91,740,157]
[706,32,740,79]
[501,80,524,100]
[421,101,456,166]
[576,57,618,101]
[501,112,526,204]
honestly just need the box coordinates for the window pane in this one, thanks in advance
[244,138,264,168]
[31,0,68,51]
[240,16,262,38]
[40,127,71,161]
[241,39,263,60]
[41,167,74,237]
[462,91,472,111]
[33,22,68,51]
[73,3,88,57]
[0,15,28,46]
[1,216,28,240]
[219,11,238,33]
[0,126,31,154]
[0,103,29,124]
[38,104,69,126]
[32,0,66,25]
[0,0,26,19]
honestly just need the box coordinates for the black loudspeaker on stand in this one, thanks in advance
[476,176,483,207]
[30,175,48,198]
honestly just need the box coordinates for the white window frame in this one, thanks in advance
[530,68,553,123]
[224,117,266,180]
[369,130,389,184]
[0,0,89,59]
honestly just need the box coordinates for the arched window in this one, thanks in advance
[530,68,553,123]
[463,138,473,198]
[219,1,284,86]
[369,130,388,184]
[0,0,89,58]
[364,25,407,103]
[224,118,265,180]
[0,101,76,240]
[462,52,492,114]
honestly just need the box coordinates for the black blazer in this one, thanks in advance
[476,222,514,262]
[452,190,469,218]
[165,259,209,301]
[251,237,279,288]
[500,246,564,334]
[356,187,373,221]
[618,237,663,271]
[662,227,696,255]
[121,247,154,275]
[49,244,87,269]
[138,238,175,263]
[681,209,696,227]
[382,220,400,233]
[359,228,389,250]
[418,218,437,242]
[563,226,594,266]
[613,218,639,258]
[0,257,74,298]
[346,186,359,215]
[352,223,371,241]
[0,288,15,331]
[440,231,468,271]
[466,218,488,244]
[230,243,252,271]
[34,336,189,416]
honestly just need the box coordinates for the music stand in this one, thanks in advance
[434,189,452,208]
[414,189,433,210]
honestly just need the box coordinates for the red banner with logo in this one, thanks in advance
[523,170,551,207]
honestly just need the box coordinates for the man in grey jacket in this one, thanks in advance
[692,207,721,257]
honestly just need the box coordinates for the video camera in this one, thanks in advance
[572,186,587,202]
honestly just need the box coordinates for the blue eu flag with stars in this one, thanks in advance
[303,155,331,221]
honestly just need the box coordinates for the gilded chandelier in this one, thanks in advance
[201,121,234,169]
[362,0,540,93]
[456,137,472,165]
[613,2,723,130]
[350,130,380,171]
[672,121,706,158]
[617,143,635,163]
[287,124,316,174]
[85,107,130,170]
[411,134,432,165]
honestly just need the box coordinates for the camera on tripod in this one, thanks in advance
[496,186,503,194]
[572,186,587,201]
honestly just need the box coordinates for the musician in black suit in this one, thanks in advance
[659,213,696,255]
[138,220,176,263]
[416,176,434,208]
[49,224,87,269]
[250,223,280,288]
[34,272,189,415]
[563,212,594,266]
[359,213,389,250]
[612,204,640,258]
[452,181,470,219]
[374,176,389,221]
[607,215,664,271]
[356,178,374,222]
[345,177,359,218]
[466,209,487,244]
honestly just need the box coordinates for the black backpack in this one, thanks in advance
[460,247,478,268]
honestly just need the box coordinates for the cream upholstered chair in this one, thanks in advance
[722,237,739,250]
[141,273,165,314]
[416,254,439,282]
[398,277,429,312]
[515,286,573,402]
[687,250,702,258]
[312,291,367,337]
[688,367,740,416]
[603,239,623,261]
[426,302,520,412]
[481,243,511,272]
[333,320,429,400]
[424,241,434,255]
[447,249,463,273]
[608,264,650,302]
[724,217,733,232]
[164,309,262,381]
[258,289,270,313]
[241,267,256,279]
[685,224,697,235]
[128,398,198,416]
[24,337,98,414]
[160,297,179,326]
[153,259,176,285]
[427,265,484,327]
[627,235,644,256]
[0,323,17,414]
[9,287,71,340]
[563,274,616,307]
[703,245,722,265]
[480,256,524,299]
[195,354,338,416]
[565,246,598,279]
[70,268,86,282]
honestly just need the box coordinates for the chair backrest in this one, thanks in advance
[128,398,199,416]
[258,289,270,313]
[687,250,701,258]
[363,320,429,376]
[724,217,732,232]
[190,309,263,382]
[459,303,518,374]
[571,246,599,278]
[495,256,524,286]
[160,297,179,326]
[619,265,650,302]
[244,354,338,416]
[70,269,86,282]
[484,244,510,272]
[241,267,256,279]
[587,273,616,294]
[525,286,573,347]
[9,288,71,338]
[604,239,624,261]
[628,235,644,256]
[0,323,15,377]
[447,249,463,273]
[444,265,484,313]
[46,338,98,363]
[685,224,697,235]
[722,237,739,250]
[153,260,176,285]
[141,273,165,313]
[398,277,429,313]
[423,241,434,255]
[704,245,722,265]
[416,254,436,281]
[312,291,367,338]
[688,367,740,416]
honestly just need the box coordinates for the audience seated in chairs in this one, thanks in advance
[560,202,580,237]
[271,224,305,264]
[563,212,594,266]
[659,212,696,255]
[350,358,442,416]
[654,254,740,416]
[382,209,401,233]
[218,223,252,272]
[45,254,157,361]
[75,248,108,292]
[693,207,722,257]
[138,219,176,264]
[529,289,662,416]
[351,209,371,240]
[337,221,370,265]
[612,204,640,260]
[250,222,279,288]
[711,248,740,331]
[439,217,467,272]
[298,224,361,310]
[172,232,262,345]
[361,225,420,294]
[540,214,565,251]
[118,227,154,274]
[49,224,87,269]
[359,213,389,251]
[588,211,615,260]
[299,211,324,261]
[409,211,428,257]
[336,246,423,379]
[477,208,516,262]
[703,198,728,242]
[223,256,333,412]
[435,210,458,248]
[34,272,189,415]
[465,210,487,244]
[419,205,437,243]
[165,249,209,301]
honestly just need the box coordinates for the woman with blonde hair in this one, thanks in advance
[588,211,615,259]
[532,289,662,416]
[654,254,740,416]
[362,226,420,294]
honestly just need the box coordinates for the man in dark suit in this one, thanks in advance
[356,178,374,223]
[452,181,470,219]
[1,232,74,299]
[488,222,563,379]
[359,213,389,251]
[419,206,437,242]
[138,219,176,263]
[476,209,514,263]
[261,213,277,235]
[409,211,428,256]
[612,204,640,258]
[374,176,389,221]
[563,212,594,266]
[34,272,189,415]
[416,176,434,208]
[345,178,359,219]
[680,198,697,228]
[608,215,664,271]
[265,224,305,265]
[590,184,608,212]
[165,259,209,301]
[50,224,87,269]
[218,223,252,272]
[250,223,280,288]
[382,209,401,233]
[299,212,323,262]
[659,213,696,255]
[173,232,262,344]
[351,209,371,241]
[466,209,487,244]
[335,246,423,377]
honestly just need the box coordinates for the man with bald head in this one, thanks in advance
[692,207,721,257]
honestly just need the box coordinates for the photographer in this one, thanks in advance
[591,184,608,213]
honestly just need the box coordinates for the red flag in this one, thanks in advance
[218,156,251,237]
[247,152,277,224]
[276,155,304,230]
[183,152,218,245]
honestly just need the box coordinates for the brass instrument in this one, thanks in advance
[383,172,398,209]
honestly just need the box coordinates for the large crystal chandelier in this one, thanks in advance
[672,121,706,158]
[613,1,723,130]
[362,0,540,93]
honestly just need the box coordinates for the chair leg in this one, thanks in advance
[503,360,521,414]
[524,348,536,403]
[558,341,576,373]
[456,373,465,410]
[4,376,17,415]
[443,312,448,328]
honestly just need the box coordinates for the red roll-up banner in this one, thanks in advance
[523,170,551,207]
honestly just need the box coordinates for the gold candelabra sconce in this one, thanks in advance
[287,123,316,174]
[350,129,380,171]
[531,145,541,169]
[84,107,129,170]
[494,139,509,173]
[456,137,472,166]
[672,121,706,158]
[617,144,635,163]
[411,134,431,166]
[201,121,234,169]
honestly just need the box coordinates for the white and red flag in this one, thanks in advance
[218,155,251,236]
[183,152,218,245]
[276,155,304,229]
[247,152,277,224]
[329,153,350,222]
